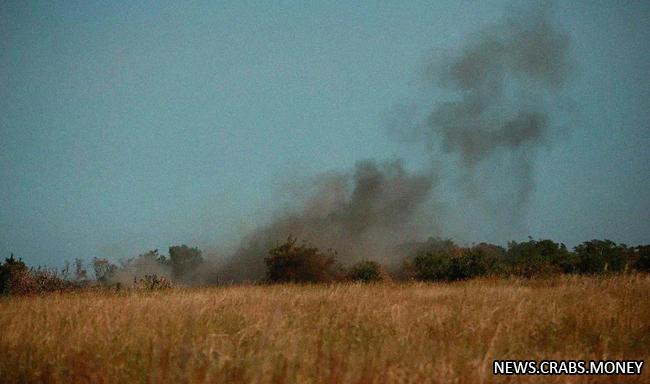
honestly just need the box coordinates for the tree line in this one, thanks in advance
[265,237,650,283]
[1,237,649,294]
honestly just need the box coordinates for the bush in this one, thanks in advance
[1,254,71,295]
[169,245,204,282]
[412,251,454,281]
[455,243,506,279]
[505,239,574,277]
[31,267,71,292]
[409,239,577,281]
[633,245,650,272]
[574,239,630,274]
[411,247,463,281]
[409,238,462,281]
[265,237,339,283]
[0,254,32,294]
[133,274,173,290]
[346,260,389,282]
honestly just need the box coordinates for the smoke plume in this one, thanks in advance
[425,5,572,209]
[219,5,573,281]
[220,160,436,281]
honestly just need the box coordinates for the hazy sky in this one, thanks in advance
[1,1,648,266]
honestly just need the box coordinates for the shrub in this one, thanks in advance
[169,245,204,282]
[1,254,71,295]
[346,260,389,282]
[30,267,70,292]
[633,245,650,272]
[265,236,339,283]
[505,239,573,277]
[0,254,33,294]
[574,239,630,274]
[133,274,173,290]
[412,250,457,281]
[455,243,506,279]
[409,238,462,281]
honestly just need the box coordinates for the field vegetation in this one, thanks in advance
[2,237,649,294]
[1,274,648,383]
[1,238,649,382]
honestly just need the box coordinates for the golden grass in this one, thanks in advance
[0,274,648,383]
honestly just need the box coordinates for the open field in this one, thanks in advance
[1,274,648,383]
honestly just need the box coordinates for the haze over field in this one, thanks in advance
[1,1,649,269]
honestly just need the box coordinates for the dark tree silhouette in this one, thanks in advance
[169,245,204,282]
[265,237,338,283]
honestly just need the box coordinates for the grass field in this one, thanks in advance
[1,274,648,383]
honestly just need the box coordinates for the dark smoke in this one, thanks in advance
[425,5,572,207]
[220,160,437,281]
[218,5,573,281]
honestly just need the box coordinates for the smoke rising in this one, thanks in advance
[220,160,437,281]
[218,5,573,281]
[426,5,571,205]
[110,253,172,286]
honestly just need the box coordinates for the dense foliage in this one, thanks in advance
[0,254,72,294]
[2,237,649,294]
[265,237,339,283]
[633,245,650,272]
[346,260,389,282]
[168,245,204,283]
[408,237,647,281]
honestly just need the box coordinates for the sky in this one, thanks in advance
[1,0,649,267]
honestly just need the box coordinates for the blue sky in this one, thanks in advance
[1,1,648,266]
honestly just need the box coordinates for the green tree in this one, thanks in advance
[412,251,458,281]
[408,238,462,281]
[265,236,338,283]
[456,243,506,279]
[0,254,30,294]
[346,260,389,282]
[574,239,630,274]
[169,245,204,282]
[632,245,650,272]
[505,239,573,277]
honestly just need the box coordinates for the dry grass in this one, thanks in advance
[0,274,648,383]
